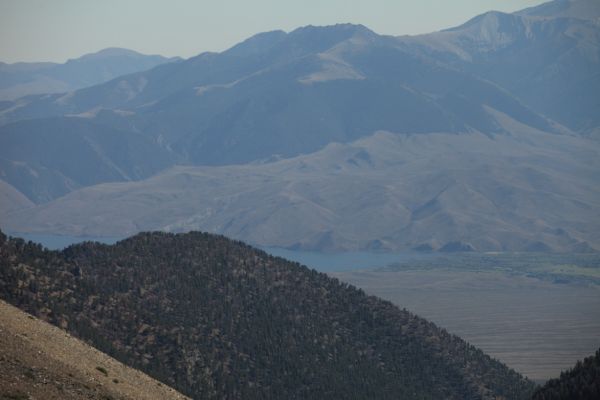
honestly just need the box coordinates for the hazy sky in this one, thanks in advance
[1,0,546,63]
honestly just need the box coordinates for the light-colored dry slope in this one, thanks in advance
[0,300,189,400]
[0,180,33,216]
[4,109,599,253]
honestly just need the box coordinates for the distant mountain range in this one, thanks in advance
[1,0,599,252]
[398,0,600,137]
[0,47,180,100]
[5,127,597,252]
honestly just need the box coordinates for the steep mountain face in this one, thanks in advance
[398,0,600,136]
[0,24,559,164]
[5,122,599,252]
[0,21,568,205]
[532,348,600,399]
[0,117,175,203]
[0,230,535,399]
[0,48,181,100]
[0,180,33,216]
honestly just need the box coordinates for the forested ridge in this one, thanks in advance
[533,349,600,399]
[0,230,535,399]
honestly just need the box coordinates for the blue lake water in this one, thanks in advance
[5,232,436,272]
[256,247,437,272]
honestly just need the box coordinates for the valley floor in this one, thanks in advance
[334,265,600,382]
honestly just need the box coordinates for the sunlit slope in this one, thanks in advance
[5,115,598,252]
[0,299,189,400]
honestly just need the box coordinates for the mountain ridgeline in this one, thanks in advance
[0,230,535,399]
[0,47,180,100]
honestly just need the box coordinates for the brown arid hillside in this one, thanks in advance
[0,299,189,400]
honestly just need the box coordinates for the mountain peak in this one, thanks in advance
[74,47,165,62]
[224,30,287,56]
[223,24,376,58]
[448,10,521,31]
[516,0,600,20]
[441,11,529,49]
[289,23,376,40]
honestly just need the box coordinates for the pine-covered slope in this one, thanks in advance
[0,230,534,399]
[532,348,600,400]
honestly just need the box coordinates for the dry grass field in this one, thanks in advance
[333,267,600,382]
[0,300,189,400]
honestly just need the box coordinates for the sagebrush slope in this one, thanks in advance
[0,299,189,400]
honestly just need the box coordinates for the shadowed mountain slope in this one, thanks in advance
[0,24,560,165]
[0,20,570,205]
[0,180,33,216]
[0,230,535,399]
[0,117,175,203]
